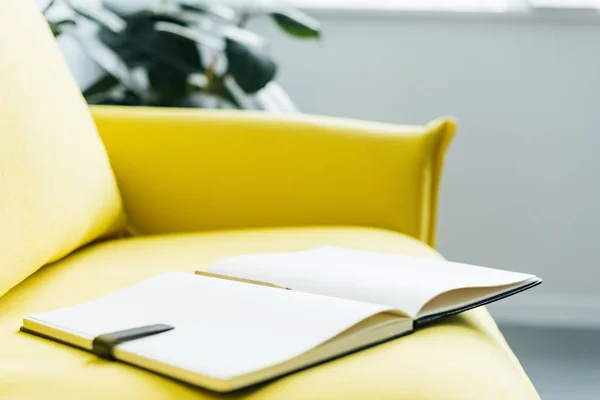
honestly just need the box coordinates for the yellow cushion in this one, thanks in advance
[0,1,124,298]
[92,106,453,246]
[0,227,538,399]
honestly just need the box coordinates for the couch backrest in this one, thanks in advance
[0,0,124,298]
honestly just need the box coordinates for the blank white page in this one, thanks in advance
[24,273,394,382]
[209,247,537,318]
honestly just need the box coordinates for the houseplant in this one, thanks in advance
[43,0,321,111]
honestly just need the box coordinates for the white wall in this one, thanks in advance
[247,10,600,327]
[53,4,600,327]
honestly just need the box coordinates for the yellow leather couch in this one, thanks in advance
[0,1,538,398]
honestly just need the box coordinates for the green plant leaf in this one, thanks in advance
[225,37,276,94]
[178,0,236,22]
[66,1,126,33]
[154,21,223,51]
[271,9,320,39]
[97,15,206,106]
[121,15,205,74]
[255,82,299,113]
[220,26,266,49]
[42,0,56,14]
[70,30,147,99]
[48,19,75,36]
[82,74,119,98]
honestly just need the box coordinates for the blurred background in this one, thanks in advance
[36,0,600,398]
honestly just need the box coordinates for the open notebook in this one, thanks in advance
[22,247,541,392]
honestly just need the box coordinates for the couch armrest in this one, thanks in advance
[91,106,454,246]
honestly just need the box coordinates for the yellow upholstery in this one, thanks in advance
[0,0,124,299]
[0,227,538,399]
[0,1,539,399]
[92,106,453,246]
